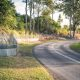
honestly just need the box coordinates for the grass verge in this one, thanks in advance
[0,42,54,80]
[70,42,80,53]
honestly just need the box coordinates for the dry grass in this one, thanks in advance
[0,42,54,80]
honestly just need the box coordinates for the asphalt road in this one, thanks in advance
[33,40,80,80]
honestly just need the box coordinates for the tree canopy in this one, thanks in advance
[1,0,80,37]
[58,0,80,37]
[0,0,17,28]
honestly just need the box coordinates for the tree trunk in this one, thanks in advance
[73,24,76,38]
[37,4,40,33]
[32,2,35,33]
[69,16,72,37]
[25,0,28,35]
[52,10,53,20]
[29,0,32,34]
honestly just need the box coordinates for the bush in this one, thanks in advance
[58,28,69,36]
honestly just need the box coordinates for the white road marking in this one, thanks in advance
[48,44,80,64]
[55,50,80,64]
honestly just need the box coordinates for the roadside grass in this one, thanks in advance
[0,41,54,80]
[70,42,80,53]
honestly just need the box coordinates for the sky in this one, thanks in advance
[12,0,69,26]
[12,0,60,17]
[12,0,26,14]
[12,0,60,20]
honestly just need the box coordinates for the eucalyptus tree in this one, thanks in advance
[42,0,57,34]
[34,0,55,33]
[32,0,43,33]
[29,0,33,33]
[23,0,59,34]
[32,0,35,33]
[29,0,41,33]
[44,0,55,20]
[23,0,33,34]
[25,0,28,34]
[41,7,52,33]
[60,0,80,37]
[23,0,28,34]
[50,2,55,20]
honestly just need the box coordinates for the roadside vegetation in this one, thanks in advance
[70,42,80,53]
[0,42,54,80]
[1,0,80,38]
[0,0,80,80]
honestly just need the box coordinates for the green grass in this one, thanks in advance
[0,42,54,80]
[70,42,80,53]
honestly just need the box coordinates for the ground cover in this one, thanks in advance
[70,42,80,53]
[0,42,54,80]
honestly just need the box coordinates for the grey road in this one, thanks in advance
[33,40,80,80]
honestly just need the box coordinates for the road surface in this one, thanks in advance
[33,40,80,80]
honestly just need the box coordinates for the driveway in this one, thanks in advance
[33,40,80,80]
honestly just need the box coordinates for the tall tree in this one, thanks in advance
[25,0,28,34]
[60,0,80,37]
[23,0,60,34]
[44,0,55,19]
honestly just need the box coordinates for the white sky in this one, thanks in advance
[12,0,69,26]
[12,0,26,14]
[53,12,69,27]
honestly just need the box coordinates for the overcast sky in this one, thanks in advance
[12,0,59,18]
[12,0,26,14]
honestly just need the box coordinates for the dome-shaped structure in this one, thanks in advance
[0,29,17,56]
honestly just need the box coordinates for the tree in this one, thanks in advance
[0,0,9,25]
[25,0,28,34]
[44,0,55,19]
[0,0,17,29]
[60,0,80,37]
[24,0,35,33]
[23,0,61,34]
[16,14,25,30]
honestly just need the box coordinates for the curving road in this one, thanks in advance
[33,40,80,80]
